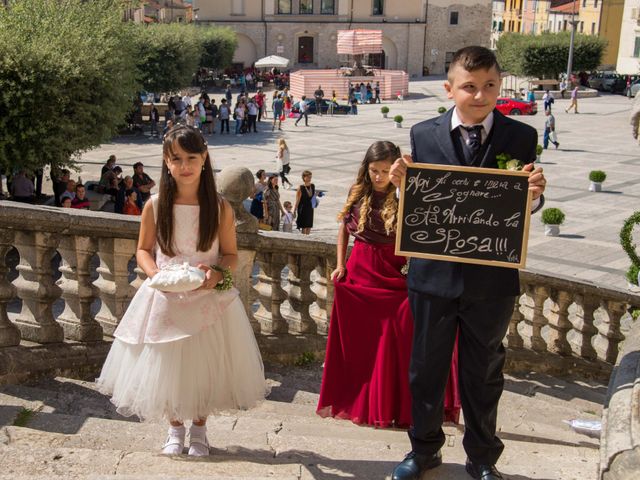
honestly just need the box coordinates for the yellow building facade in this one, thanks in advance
[599,0,625,67]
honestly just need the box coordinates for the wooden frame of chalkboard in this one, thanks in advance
[396,163,532,269]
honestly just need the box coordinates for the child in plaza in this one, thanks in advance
[97,125,267,456]
[317,141,460,429]
[282,201,294,233]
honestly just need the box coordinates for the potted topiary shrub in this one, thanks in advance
[541,207,565,236]
[394,115,403,128]
[381,106,389,118]
[437,106,447,114]
[589,170,606,192]
[536,144,543,162]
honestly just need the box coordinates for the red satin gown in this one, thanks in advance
[317,191,461,428]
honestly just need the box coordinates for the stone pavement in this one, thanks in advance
[73,78,640,291]
[0,364,605,479]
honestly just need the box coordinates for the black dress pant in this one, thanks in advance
[407,290,515,465]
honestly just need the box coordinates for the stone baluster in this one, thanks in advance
[572,294,599,360]
[287,253,317,334]
[93,238,137,335]
[522,285,549,352]
[131,264,147,292]
[507,294,524,349]
[11,231,63,343]
[546,289,573,355]
[56,235,102,341]
[0,231,20,347]
[253,251,289,334]
[597,300,627,364]
[311,258,330,335]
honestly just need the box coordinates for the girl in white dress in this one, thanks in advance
[97,125,267,456]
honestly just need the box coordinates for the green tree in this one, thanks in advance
[0,0,139,173]
[497,32,607,79]
[133,23,203,93]
[199,26,237,72]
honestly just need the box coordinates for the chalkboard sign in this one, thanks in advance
[396,163,532,269]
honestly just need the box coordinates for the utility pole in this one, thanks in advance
[565,1,579,85]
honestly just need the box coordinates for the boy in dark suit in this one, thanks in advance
[389,46,546,480]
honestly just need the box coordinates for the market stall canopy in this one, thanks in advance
[337,29,383,55]
[254,55,290,68]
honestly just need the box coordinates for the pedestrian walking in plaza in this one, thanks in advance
[295,170,316,234]
[149,103,159,138]
[207,99,218,135]
[255,90,266,121]
[276,138,292,189]
[234,102,245,135]
[247,99,259,133]
[388,46,547,480]
[359,82,367,104]
[96,125,266,457]
[542,89,554,113]
[317,140,460,430]
[225,85,232,104]
[295,96,310,126]
[559,78,567,99]
[250,169,268,223]
[219,99,230,134]
[566,85,579,114]
[543,110,560,150]
[375,81,381,103]
[272,94,284,131]
[314,85,325,115]
[329,90,337,116]
[263,174,285,231]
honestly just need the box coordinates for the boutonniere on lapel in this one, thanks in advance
[496,153,524,171]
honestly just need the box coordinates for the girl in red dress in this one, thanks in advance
[317,141,460,428]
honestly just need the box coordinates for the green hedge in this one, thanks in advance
[497,32,607,79]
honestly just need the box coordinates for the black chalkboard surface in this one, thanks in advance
[396,163,532,269]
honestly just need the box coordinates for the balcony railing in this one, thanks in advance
[1,167,639,382]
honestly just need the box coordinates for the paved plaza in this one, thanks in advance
[76,78,640,291]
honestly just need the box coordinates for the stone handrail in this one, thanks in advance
[1,166,640,381]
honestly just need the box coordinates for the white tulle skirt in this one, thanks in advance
[96,297,268,421]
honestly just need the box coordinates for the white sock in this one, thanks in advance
[161,425,185,455]
[188,424,210,456]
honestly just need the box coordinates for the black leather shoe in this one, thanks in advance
[391,451,442,480]
[465,459,503,480]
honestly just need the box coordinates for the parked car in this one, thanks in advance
[495,97,537,116]
[588,71,619,92]
[292,99,352,114]
[627,78,640,97]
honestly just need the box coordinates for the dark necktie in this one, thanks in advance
[461,125,483,155]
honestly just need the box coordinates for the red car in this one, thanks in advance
[495,97,537,116]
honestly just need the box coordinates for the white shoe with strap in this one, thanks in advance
[188,424,210,457]
[161,425,185,455]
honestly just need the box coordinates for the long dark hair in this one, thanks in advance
[157,125,218,257]
[338,141,400,234]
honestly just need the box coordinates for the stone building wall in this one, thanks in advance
[198,0,492,77]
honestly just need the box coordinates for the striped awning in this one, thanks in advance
[336,29,383,55]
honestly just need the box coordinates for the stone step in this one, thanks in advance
[0,369,605,479]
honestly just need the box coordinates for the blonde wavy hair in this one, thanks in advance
[338,141,401,235]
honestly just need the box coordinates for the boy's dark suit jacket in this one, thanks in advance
[407,108,537,299]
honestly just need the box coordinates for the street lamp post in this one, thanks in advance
[565,2,579,85]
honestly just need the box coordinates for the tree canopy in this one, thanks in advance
[0,0,138,173]
[0,1,238,173]
[496,32,607,79]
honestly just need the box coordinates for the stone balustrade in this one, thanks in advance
[1,166,640,382]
